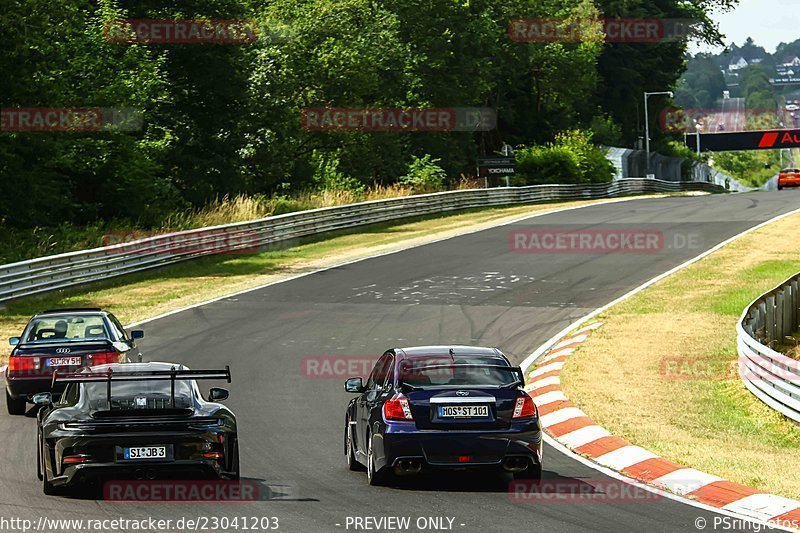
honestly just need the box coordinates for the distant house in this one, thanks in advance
[781,56,800,67]
[728,56,748,71]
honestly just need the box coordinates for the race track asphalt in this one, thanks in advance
[2,190,799,533]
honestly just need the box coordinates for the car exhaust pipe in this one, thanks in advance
[503,457,529,473]
[134,469,145,480]
[393,459,422,476]
[146,470,157,480]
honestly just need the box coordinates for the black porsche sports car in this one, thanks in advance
[34,362,238,495]
[6,308,144,415]
[343,346,542,486]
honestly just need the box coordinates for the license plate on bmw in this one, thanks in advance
[124,446,167,460]
[438,405,488,418]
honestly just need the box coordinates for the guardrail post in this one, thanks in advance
[776,293,785,341]
[765,296,776,343]
[784,285,794,337]
[756,302,767,340]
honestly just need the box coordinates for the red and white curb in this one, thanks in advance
[526,321,800,529]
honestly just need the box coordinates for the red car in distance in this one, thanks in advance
[778,168,800,190]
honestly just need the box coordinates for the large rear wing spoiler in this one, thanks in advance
[51,366,231,408]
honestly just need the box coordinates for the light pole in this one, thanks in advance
[695,120,702,158]
[644,91,674,176]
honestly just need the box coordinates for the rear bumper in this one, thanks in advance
[54,459,229,487]
[5,374,65,400]
[379,420,542,470]
[778,178,800,188]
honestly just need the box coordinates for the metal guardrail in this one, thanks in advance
[737,272,800,423]
[0,178,722,303]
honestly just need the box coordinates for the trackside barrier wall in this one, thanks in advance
[604,147,754,192]
[0,179,723,303]
[737,272,800,422]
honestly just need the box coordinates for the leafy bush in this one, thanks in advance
[582,144,616,183]
[514,130,614,185]
[514,145,582,185]
[398,155,447,192]
[311,151,366,195]
[714,150,780,188]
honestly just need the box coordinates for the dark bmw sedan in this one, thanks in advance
[5,308,144,415]
[343,346,542,485]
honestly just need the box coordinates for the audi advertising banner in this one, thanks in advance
[686,129,800,152]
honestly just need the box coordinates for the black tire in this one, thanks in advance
[366,432,387,486]
[230,438,240,480]
[514,461,543,481]
[36,427,43,481]
[6,389,26,415]
[41,441,58,495]
[42,475,58,496]
[345,416,365,471]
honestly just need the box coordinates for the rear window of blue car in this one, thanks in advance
[398,355,516,387]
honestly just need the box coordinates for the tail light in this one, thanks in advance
[86,351,123,366]
[8,356,41,374]
[62,454,92,465]
[512,393,537,419]
[383,395,414,421]
[201,452,224,460]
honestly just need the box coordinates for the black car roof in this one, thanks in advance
[395,345,505,359]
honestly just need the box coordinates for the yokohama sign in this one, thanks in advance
[686,129,800,152]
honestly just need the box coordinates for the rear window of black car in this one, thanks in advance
[82,379,195,410]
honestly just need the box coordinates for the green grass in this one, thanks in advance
[560,212,800,497]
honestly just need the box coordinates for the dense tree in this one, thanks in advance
[0,0,738,232]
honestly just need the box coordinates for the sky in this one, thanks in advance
[691,0,800,55]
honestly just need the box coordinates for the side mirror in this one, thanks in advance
[32,392,52,407]
[130,330,144,340]
[9,337,19,346]
[208,387,229,402]
[344,377,365,393]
